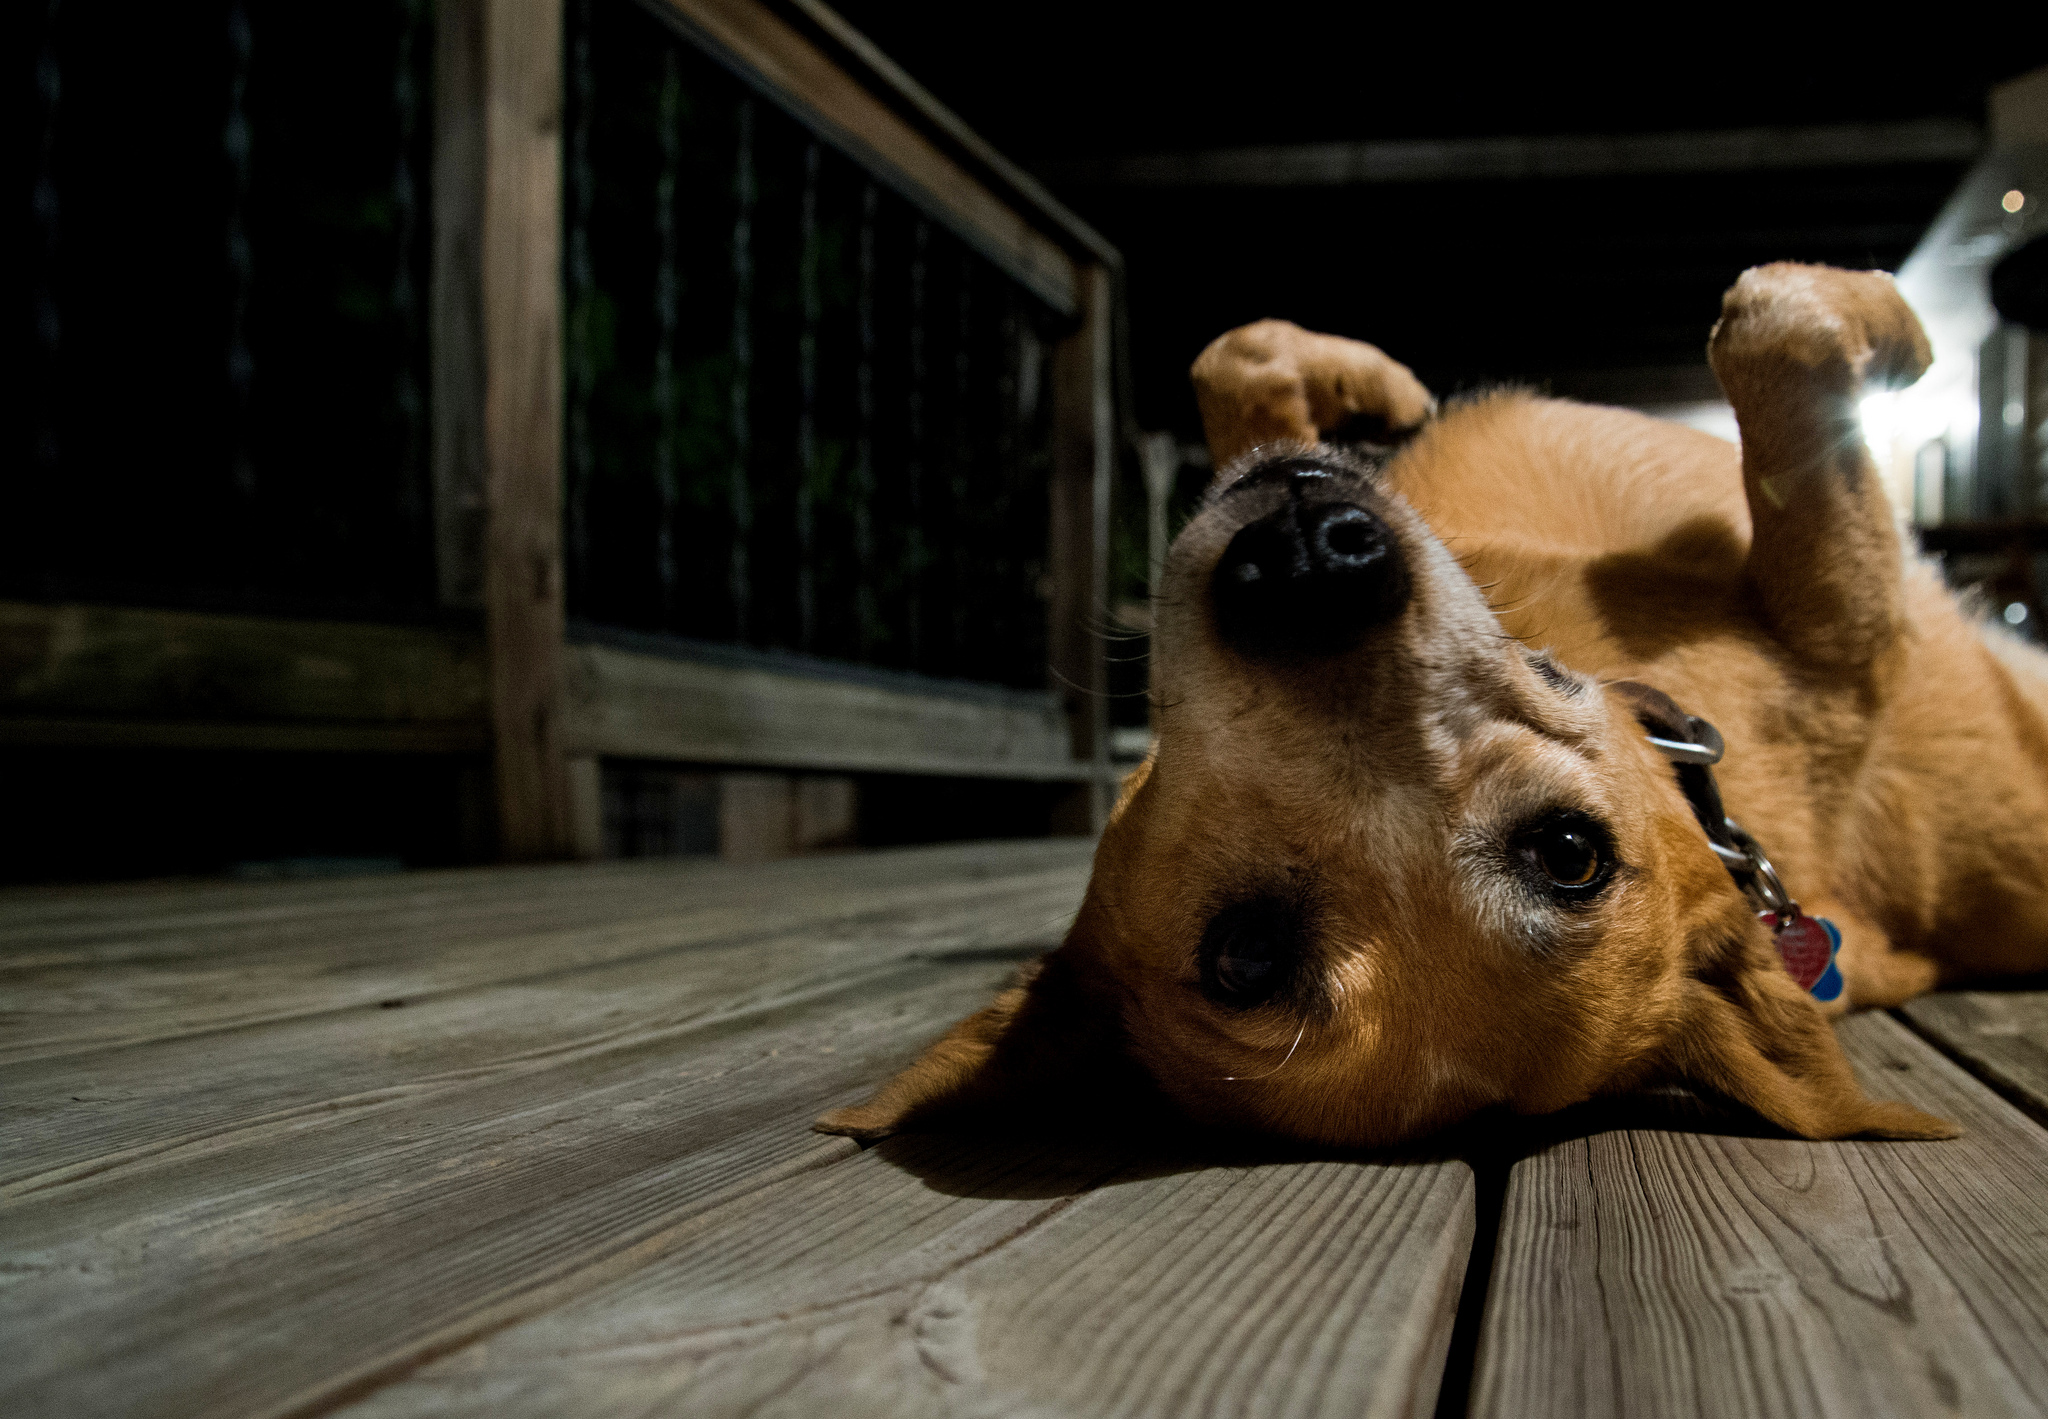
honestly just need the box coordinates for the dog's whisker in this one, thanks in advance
[1089,623,1151,644]
[1222,1020,1307,1082]
[1048,666,1153,700]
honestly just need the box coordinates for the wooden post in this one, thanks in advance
[434,0,575,860]
[1048,262,1113,833]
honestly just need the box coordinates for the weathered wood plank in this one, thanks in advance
[478,0,570,860]
[0,599,1097,779]
[0,842,1091,1063]
[1899,990,2048,1120]
[338,1139,1472,1419]
[1,867,1076,1191]
[0,601,487,731]
[785,0,1120,265]
[1472,1012,2048,1419]
[0,837,1089,953]
[562,641,1086,779]
[649,0,1078,315]
[0,953,1025,1419]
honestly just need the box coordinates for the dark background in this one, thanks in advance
[828,7,2046,435]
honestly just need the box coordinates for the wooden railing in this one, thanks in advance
[6,0,1125,864]
[441,0,1122,856]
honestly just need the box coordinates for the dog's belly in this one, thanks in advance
[1386,395,1755,689]
[1385,394,1751,569]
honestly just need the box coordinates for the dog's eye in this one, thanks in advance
[1215,941,1275,994]
[1198,895,1304,1008]
[1511,812,1614,899]
[1536,828,1599,885]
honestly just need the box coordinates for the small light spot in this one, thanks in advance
[2003,189,2026,214]
[2004,602,2029,627]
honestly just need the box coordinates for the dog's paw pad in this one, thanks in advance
[1710,263,1930,391]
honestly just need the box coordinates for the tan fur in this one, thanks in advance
[1191,319,1436,463]
[821,264,2048,1147]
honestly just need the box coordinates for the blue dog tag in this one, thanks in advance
[1809,917,1844,1003]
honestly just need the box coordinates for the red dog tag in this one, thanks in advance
[1763,911,1843,1001]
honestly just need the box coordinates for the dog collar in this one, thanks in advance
[1618,682,1844,1002]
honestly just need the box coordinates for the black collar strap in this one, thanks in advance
[1610,682,1800,926]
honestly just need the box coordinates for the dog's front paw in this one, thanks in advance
[1708,263,1931,396]
[1191,319,1434,467]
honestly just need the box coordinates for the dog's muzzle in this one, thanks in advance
[1211,460,1409,657]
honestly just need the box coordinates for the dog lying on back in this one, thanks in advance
[821,263,2048,1146]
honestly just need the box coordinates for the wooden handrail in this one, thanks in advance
[642,0,1082,316]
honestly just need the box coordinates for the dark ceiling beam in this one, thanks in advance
[1035,119,1982,187]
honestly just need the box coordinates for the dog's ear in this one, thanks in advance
[814,928,1146,1141]
[1658,926,1957,1140]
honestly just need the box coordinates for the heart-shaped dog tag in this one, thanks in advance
[1766,911,1843,1000]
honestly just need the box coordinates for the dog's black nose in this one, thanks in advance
[1212,499,1409,656]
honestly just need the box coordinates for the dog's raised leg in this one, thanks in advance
[1708,263,1931,673]
[1710,264,1938,1009]
[1190,319,1435,467]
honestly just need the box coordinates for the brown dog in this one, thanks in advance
[821,264,2048,1147]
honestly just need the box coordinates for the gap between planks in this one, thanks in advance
[1895,989,2048,1127]
[1470,1010,2048,1419]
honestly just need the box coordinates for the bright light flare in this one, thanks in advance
[2004,189,2027,214]
[1859,391,1898,458]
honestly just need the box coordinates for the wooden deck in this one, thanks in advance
[4,841,2047,1418]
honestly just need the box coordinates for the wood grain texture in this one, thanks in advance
[651,0,1078,314]
[0,837,1088,954]
[0,600,487,734]
[0,841,1090,1063]
[1899,991,2048,1119]
[0,599,1099,773]
[1472,1011,2048,1419]
[0,865,1079,1191]
[480,0,569,860]
[785,0,1119,266]
[562,641,1086,778]
[340,1139,1472,1419]
[1,964,999,1419]
[0,845,1093,1419]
